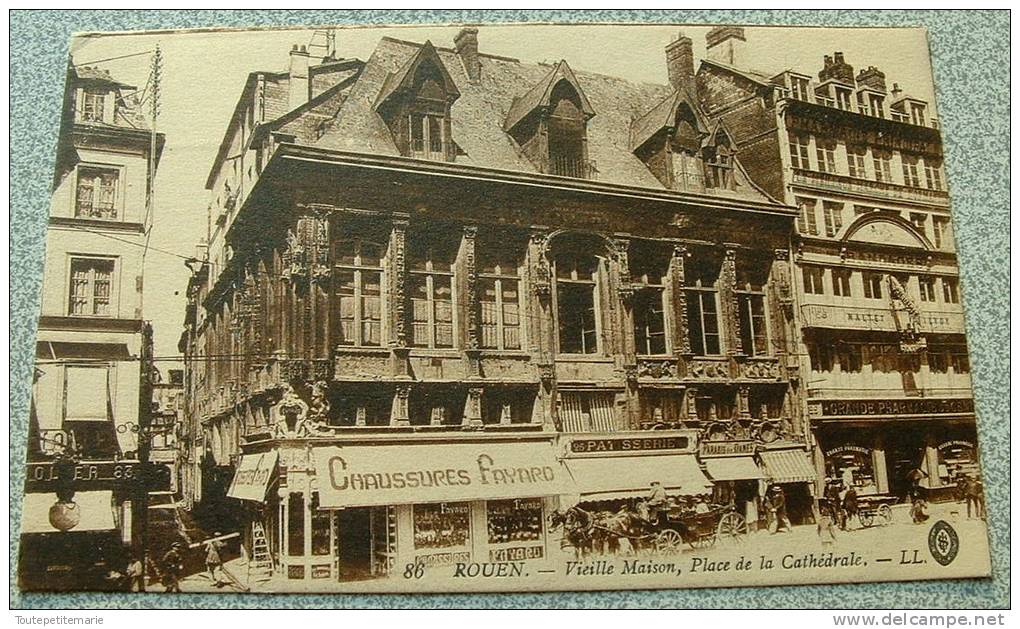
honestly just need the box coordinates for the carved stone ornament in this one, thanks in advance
[272,384,310,438]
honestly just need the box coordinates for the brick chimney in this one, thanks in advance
[705,26,746,68]
[856,66,887,92]
[455,27,481,82]
[665,32,694,91]
[288,44,310,109]
[891,82,903,100]
[818,51,855,85]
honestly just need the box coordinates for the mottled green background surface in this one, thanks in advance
[9,10,1009,609]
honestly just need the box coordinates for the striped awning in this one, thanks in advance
[759,449,817,484]
[704,456,766,482]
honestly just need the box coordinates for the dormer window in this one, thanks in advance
[547,82,587,178]
[704,131,735,191]
[374,41,460,162]
[81,89,108,123]
[790,76,811,101]
[505,60,596,180]
[910,103,926,126]
[409,112,445,160]
[834,86,853,111]
[867,93,885,117]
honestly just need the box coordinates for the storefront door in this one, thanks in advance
[337,508,373,582]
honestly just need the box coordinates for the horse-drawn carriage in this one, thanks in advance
[854,494,896,528]
[550,500,748,557]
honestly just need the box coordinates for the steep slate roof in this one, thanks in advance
[629,87,708,152]
[70,64,149,131]
[313,36,778,201]
[503,59,595,132]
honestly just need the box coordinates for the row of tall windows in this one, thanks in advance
[801,265,961,304]
[326,234,772,358]
[787,132,944,190]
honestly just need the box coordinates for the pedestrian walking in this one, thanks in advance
[824,478,846,531]
[842,486,859,530]
[126,554,145,592]
[204,532,226,586]
[161,543,184,593]
[816,499,838,545]
[965,476,983,519]
[767,485,792,533]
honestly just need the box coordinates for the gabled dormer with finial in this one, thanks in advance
[504,60,597,179]
[374,40,461,161]
[630,88,709,192]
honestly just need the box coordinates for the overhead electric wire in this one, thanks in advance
[73,50,155,67]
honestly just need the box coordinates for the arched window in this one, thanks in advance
[333,239,385,347]
[553,237,603,355]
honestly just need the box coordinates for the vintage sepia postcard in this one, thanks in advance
[18,21,992,594]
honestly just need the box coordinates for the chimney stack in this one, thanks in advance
[455,27,481,82]
[891,82,903,100]
[288,44,310,109]
[856,66,887,93]
[665,32,694,91]
[705,26,747,68]
[818,51,855,85]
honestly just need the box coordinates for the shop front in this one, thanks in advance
[810,397,979,502]
[757,446,817,525]
[245,437,570,582]
[560,430,712,511]
[699,440,766,530]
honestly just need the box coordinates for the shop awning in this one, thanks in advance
[227,451,279,502]
[759,449,817,484]
[704,456,766,482]
[563,454,712,501]
[312,442,571,509]
[21,491,116,534]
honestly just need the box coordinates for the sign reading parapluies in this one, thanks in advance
[227,451,280,502]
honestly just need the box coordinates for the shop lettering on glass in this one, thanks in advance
[569,435,691,454]
[324,453,557,492]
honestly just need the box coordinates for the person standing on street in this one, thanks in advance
[161,543,184,593]
[965,476,983,519]
[126,554,145,592]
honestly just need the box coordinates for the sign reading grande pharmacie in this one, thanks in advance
[816,398,975,417]
[312,442,569,509]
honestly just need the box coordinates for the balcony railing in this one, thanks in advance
[409,139,451,162]
[548,156,598,180]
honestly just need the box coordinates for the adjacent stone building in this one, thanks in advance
[696,27,977,501]
[21,62,164,590]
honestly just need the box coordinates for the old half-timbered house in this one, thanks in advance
[180,29,804,583]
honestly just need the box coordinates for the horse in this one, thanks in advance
[549,506,595,559]
[590,501,658,556]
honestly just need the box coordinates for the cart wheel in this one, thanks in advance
[656,530,684,556]
[859,511,875,528]
[878,505,893,525]
[717,512,747,545]
[688,532,716,550]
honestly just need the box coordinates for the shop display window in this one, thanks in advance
[413,502,471,557]
[825,447,877,494]
[310,493,331,556]
[486,498,543,544]
[287,493,305,556]
[937,440,979,486]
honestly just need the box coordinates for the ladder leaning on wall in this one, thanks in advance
[248,521,273,584]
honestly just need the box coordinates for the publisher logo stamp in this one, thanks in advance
[928,520,960,566]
